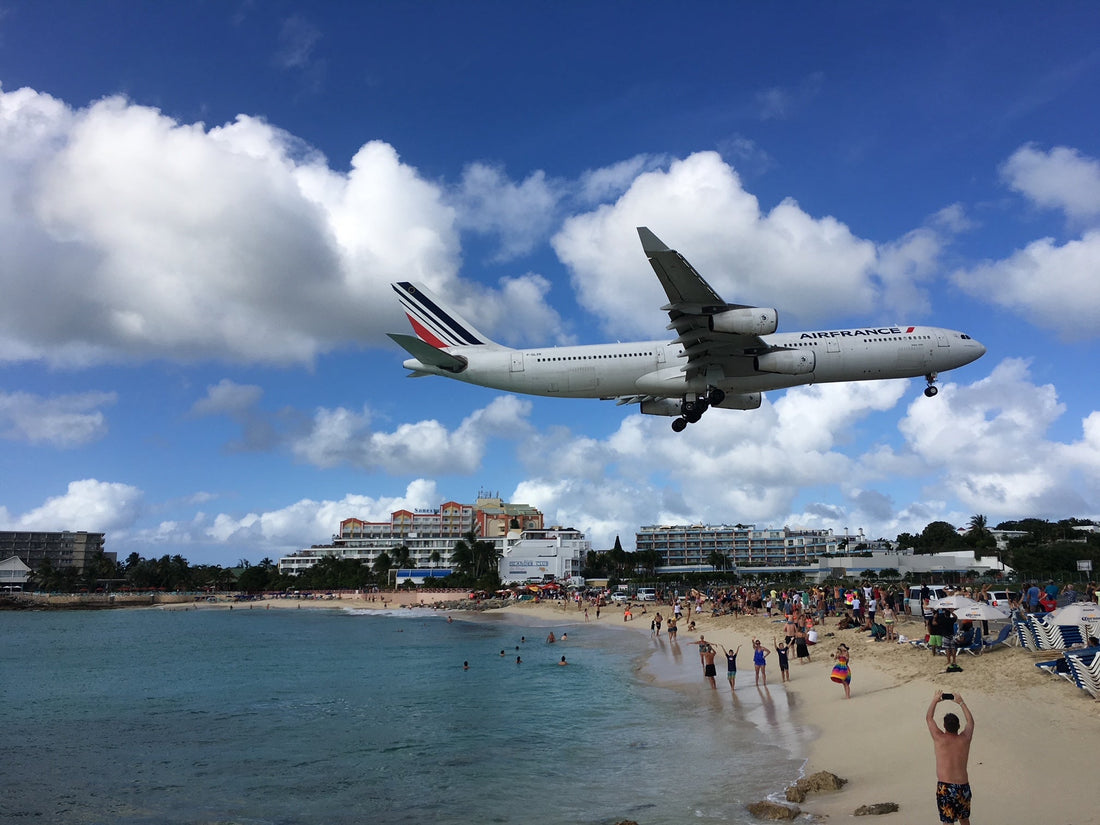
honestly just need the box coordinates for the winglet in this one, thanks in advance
[637,226,670,253]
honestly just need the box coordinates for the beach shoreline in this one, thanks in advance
[42,588,1100,821]
[495,597,1100,823]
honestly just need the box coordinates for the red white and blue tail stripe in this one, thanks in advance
[392,281,495,348]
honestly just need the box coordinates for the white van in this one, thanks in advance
[636,587,657,602]
[906,584,948,617]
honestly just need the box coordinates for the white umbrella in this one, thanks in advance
[930,595,980,611]
[1049,601,1100,624]
[952,602,1011,622]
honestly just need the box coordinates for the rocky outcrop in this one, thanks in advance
[430,598,511,611]
[746,800,801,820]
[855,802,900,816]
[785,770,847,803]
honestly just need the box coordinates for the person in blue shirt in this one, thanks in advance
[1025,583,1041,613]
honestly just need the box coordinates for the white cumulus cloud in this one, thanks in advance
[952,230,1100,341]
[1001,143,1100,222]
[1,479,143,533]
[0,389,116,447]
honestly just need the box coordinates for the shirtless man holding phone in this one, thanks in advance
[926,691,975,824]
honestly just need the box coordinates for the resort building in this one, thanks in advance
[637,523,841,573]
[636,523,1010,582]
[498,527,590,584]
[278,493,545,575]
[1,556,31,590]
[0,531,111,574]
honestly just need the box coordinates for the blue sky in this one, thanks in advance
[1,2,1098,566]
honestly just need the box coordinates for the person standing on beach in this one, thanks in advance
[829,644,852,699]
[718,643,741,690]
[927,691,974,825]
[772,637,790,682]
[752,639,769,686]
[794,625,810,665]
[692,643,717,689]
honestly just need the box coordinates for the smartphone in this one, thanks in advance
[941,693,954,700]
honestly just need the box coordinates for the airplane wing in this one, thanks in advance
[637,227,774,382]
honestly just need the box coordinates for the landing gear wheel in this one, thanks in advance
[708,388,726,407]
[671,417,688,433]
[924,385,939,398]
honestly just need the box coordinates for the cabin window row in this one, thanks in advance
[535,352,653,362]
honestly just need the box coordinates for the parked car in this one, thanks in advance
[906,584,948,617]
[985,590,1019,611]
[610,591,632,604]
[636,587,657,601]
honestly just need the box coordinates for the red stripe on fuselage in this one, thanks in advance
[407,313,450,349]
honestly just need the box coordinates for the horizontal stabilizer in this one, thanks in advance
[388,333,467,372]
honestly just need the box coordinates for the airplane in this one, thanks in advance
[389,227,987,432]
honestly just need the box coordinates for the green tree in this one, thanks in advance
[373,551,393,580]
[707,550,731,571]
[916,521,964,553]
[450,530,501,587]
[391,545,412,569]
[608,536,629,579]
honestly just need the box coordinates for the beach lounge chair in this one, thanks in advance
[1058,624,1085,648]
[1025,615,1064,649]
[1064,652,1100,700]
[1034,657,1071,680]
[1013,619,1038,651]
[1071,648,1100,677]
[961,628,984,656]
[979,623,1013,653]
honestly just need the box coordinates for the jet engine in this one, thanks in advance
[709,307,778,336]
[639,399,682,417]
[754,349,815,375]
[713,392,762,410]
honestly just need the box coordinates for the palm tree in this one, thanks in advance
[391,545,412,569]
[707,550,730,571]
[452,529,500,583]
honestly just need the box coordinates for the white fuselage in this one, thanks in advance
[402,325,986,399]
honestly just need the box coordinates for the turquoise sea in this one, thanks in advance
[0,606,811,824]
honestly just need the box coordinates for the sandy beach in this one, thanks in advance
[172,590,1099,821]
[494,597,1100,823]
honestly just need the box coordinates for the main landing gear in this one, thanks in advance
[671,389,726,432]
[923,372,939,398]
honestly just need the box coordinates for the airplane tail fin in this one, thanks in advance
[391,281,498,349]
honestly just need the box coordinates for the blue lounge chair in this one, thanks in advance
[1058,624,1085,648]
[979,623,1013,652]
[1064,652,1100,700]
[960,628,983,656]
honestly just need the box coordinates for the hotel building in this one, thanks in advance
[278,493,544,575]
[636,523,840,573]
[0,530,110,574]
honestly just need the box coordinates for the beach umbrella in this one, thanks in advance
[930,595,980,611]
[952,602,1011,621]
[1049,601,1100,624]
